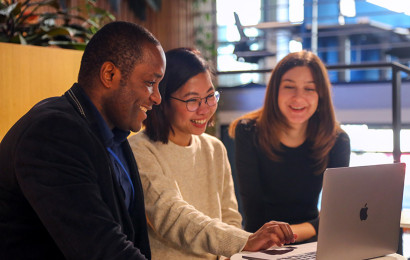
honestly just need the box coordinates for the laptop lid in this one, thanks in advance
[317,163,406,260]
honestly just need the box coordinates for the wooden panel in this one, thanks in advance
[0,43,83,140]
[40,0,196,51]
[95,0,196,51]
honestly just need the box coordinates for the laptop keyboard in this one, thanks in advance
[278,251,316,259]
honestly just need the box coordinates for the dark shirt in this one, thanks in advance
[234,119,351,239]
[81,92,134,210]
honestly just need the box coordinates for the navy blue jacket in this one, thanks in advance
[0,84,150,259]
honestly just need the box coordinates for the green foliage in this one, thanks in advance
[192,0,217,61]
[0,0,115,50]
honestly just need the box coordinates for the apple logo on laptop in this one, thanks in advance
[360,203,368,221]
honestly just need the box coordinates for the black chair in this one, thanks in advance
[233,12,275,64]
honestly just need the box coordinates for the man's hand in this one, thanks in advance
[242,221,296,252]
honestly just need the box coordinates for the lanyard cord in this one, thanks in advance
[107,147,135,202]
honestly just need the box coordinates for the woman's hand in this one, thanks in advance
[290,222,316,243]
[242,221,296,252]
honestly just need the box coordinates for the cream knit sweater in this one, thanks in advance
[129,131,250,260]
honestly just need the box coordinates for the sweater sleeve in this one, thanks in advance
[234,120,266,233]
[328,131,351,168]
[219,142,245,229]
[307,218,320,235]
[129,135,250,258]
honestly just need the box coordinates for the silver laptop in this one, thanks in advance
[232,163,406,260]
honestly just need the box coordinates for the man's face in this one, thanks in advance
[103,43,166,132]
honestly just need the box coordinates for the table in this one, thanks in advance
[230,242,406,260]
[401,208,410,229]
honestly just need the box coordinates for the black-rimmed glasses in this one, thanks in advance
[170,91,220,112]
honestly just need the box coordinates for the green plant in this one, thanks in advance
[0,0,115,50]
[192,0,217,62]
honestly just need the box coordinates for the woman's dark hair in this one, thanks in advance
[78,21,160,87]
[144,47,214,143]
[229,50,341,174]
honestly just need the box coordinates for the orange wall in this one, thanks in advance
[0,43,83,140]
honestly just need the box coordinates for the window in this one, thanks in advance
[342,124,410,209]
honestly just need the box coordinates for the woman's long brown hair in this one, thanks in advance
[229,50,342,174]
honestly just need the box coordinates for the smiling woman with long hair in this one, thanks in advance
[129,48,295,260]
[229,50,351,243]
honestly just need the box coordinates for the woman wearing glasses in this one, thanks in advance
[229,51,350,243]
[129,48,295,260]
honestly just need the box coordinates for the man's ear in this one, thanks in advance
[100,61,119,88]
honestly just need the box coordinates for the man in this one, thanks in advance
[0,21,165,259]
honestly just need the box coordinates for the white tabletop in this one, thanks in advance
[231,252,405,260]
[231,242,406,260]
[376,254,406,259]
[401,208,410,229]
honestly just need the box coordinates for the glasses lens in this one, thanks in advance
[206,91,220,106]
[214,91,220,102]
[186,100,199,112]
[206,96,216,106]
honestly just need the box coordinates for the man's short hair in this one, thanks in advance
[78,21,160,87]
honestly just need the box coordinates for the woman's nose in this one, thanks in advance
[196,100,211,114]
[292,88,304,99]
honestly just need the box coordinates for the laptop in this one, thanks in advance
[231,163,406,260]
